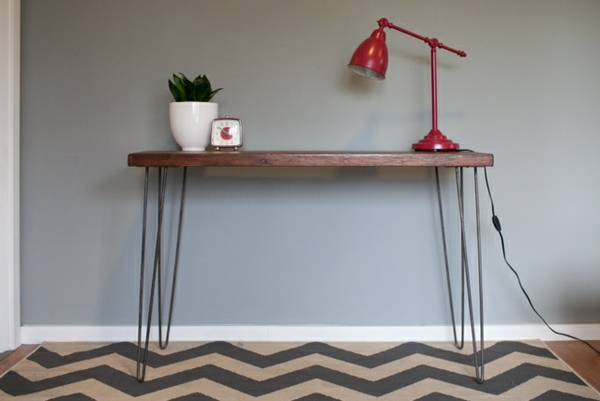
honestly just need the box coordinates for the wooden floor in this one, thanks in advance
[0,344,37,377]
[547,340,600,392]
[0,342,598,392]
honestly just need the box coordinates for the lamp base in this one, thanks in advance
[413,129,460,151]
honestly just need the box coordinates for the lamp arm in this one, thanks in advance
[378,18,467,58]
[435,41,467,58]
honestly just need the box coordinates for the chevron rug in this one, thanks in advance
[0,341,598,400]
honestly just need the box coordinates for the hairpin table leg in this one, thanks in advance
[135,167,149,382]
[473,167,485,382]
[135,167,188,382]
[435,167,465,350]
[454,167,485,383]
[157,167,187,350]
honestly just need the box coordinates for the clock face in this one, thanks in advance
[211,119,242,148]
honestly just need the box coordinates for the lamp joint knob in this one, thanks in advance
[377,18,390,28]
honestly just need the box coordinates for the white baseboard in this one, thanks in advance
[19,324,600,344]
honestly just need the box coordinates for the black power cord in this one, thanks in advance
[483,166,600,355]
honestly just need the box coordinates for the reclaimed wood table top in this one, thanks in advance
[127,151,494,168]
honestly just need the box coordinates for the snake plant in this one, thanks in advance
[168,73,222,102]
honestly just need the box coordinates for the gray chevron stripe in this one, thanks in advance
[28,341,554,369]
[48,394,96,401]
[0,363,586,397]
[531,390,600,401]
[414,393,468,401]
[169,394,219,401]
[410,390,600,401]
[147,393,339,401]
[42,390,600,401]
[293,394,341,401]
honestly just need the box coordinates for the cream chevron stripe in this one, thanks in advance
[155,377,600,401]
[40,340,495,357]
[14,351,571,383]
[1,377,598,401]
[376,378,600,401]
[26,341,556,370]
[240,341,482,356]
[0,364,592,398]
[501,377,600,401]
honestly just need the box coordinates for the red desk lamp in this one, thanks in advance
[349,18,467,151]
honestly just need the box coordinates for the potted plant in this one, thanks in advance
[168,73,222,151]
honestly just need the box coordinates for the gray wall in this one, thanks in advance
[21,0,600,326]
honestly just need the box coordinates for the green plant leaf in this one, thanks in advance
[199,85,211,100]
[204,75,213,94]
[168,79,184,101]
[192,75,209,101]
[173,73,184,88]
[181,73,193,86]
[207,88,222,101]
[179,74,193,101]
[170,73,222,102]
[169,79,187,102]
[193,85,206,101]
[172,74,188,101]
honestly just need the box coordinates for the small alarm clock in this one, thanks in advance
[210,117,242,150]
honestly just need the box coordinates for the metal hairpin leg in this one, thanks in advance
[435,167,465,350]
[136,167,188,382]
[457,167,485,383]
[436,167,485,383]
[473,167,485,382]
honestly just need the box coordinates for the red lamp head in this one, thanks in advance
[348,28,388,80]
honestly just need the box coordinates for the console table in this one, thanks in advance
[127,151,494,383]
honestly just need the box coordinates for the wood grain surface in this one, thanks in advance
[0,344,38,377]
[128,151,494,168]
[547,340,600,391]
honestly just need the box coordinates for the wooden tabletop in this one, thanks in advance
[128,151,494,168]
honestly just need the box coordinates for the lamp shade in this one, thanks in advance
[348,29,388,80]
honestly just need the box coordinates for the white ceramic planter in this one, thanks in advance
[169,102,218,151]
